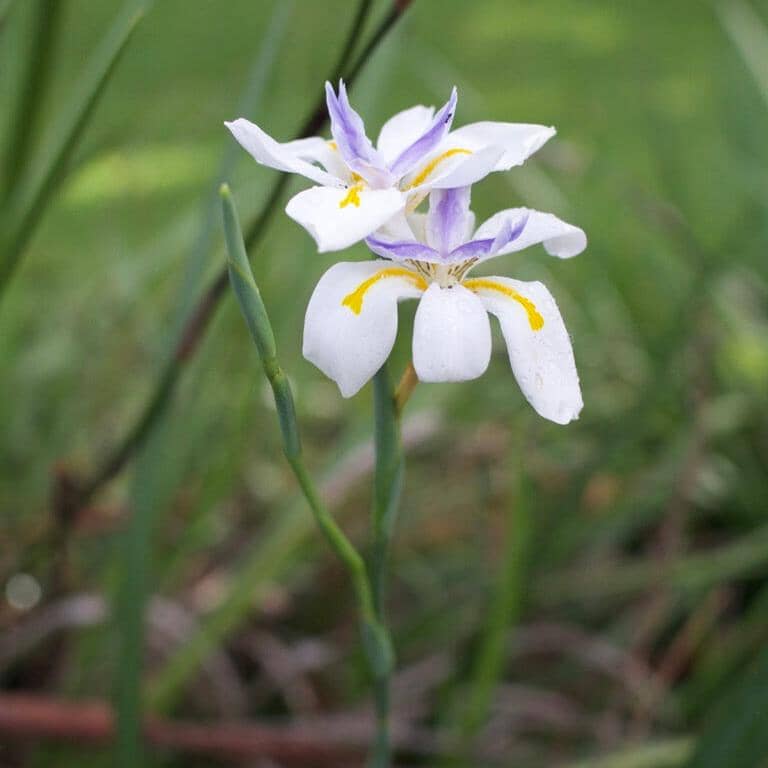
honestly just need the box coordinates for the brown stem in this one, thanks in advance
[394,361,419,416]
[0,694,363,765]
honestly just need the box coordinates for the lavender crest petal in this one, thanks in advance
[426,187,472,255]
[446,237,496,262]
[447,213,528,262]
[365,235,441,263]
[491,213,529,252]
[388,87,458,178]
[325,80,384,171]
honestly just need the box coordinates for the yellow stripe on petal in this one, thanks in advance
[342,268,427,315]
[464,278,544,331]
[339,172,365,208]
[405,148,472,189]
[339,183,363,208]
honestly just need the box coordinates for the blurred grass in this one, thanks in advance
[1,0,768,766]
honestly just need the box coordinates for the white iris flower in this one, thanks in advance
[302,187,587,424]
[225,81,555,252]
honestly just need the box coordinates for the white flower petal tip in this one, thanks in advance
[473,208,587,261]
[303,261,425,397]
[424,145,506,190]
[445,122,557,171]
[472,277,583,425]
[225,118,339,186]
[286,186,406,253]
[413,284,491,382]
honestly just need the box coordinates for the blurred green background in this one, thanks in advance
[1,0,768,765]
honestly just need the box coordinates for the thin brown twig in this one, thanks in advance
[394,361,419,415]
[0,694,363,765]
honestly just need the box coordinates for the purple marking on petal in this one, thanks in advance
[365,235,441,263]
[491,213,529,252]
[388,87,458,178]
[426,186,472,256]
[446,213,528,263]
[446,237,496,262]
[325,80,385,174]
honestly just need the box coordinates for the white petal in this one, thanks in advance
[285,185,406,252]
[472,277,582,424]
[473,207,587,260]
[303,261,424,397]
[283,136,351,180]
[225,119,341,186]
[376,105,435,165]
[374,210,419,241]
[413,283,491,382]
[413,145,505,190]
[445,122,556,170]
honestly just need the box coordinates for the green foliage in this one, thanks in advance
[1,0,768,766]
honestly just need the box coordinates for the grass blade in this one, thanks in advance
[459,466,532,741]
[566,739,693,768]
[113,423,166,768]
[2,0,63,201]
[717,0,768,110]
[685,646,768,768]
[0,0,151,301]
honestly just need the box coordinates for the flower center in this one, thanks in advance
[407,258,478,288]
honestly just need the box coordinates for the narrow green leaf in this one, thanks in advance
[717,0,768,110]
[537,523,768,607]
[221,183,277,364]
[221,183,300,459]
[566,739,693,768]
[460,466,532,740]
[0,0,14,29]
[113,422,166,768]
[0,0,151,300]
[685,646,768,768]
[371,365,403,615]
[221,185,370,623]
[2,0,64,201]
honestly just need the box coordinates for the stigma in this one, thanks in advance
[407,258,477,288]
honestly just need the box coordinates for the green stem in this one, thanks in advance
[222,183,380,621]
[2,0,63,202]
[223,182,393,762]
[367,365,405,767]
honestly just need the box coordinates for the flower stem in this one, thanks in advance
[222,181,391,692]
[368,365,406,767]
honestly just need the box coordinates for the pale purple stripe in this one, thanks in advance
[446,237,495,261]
[491,213,528,251]
[365,236,440,263]
[325,80,381,169]
[388,87,458,178]
[426,186,471,255]
[448,214,528,262]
